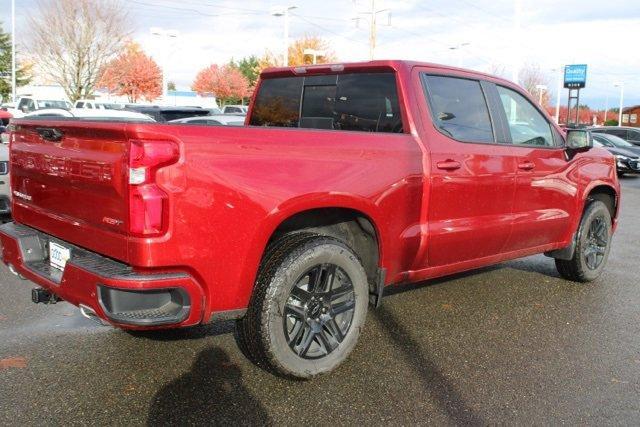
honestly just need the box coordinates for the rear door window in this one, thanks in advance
[250,72,403,133]
[628,129,640,142]
[607,129,628,139]
[422,75,494,143]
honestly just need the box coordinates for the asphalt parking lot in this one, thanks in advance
[1,177,639,426]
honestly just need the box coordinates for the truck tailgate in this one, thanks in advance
[10,120,130,260]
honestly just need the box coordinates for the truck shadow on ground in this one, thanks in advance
[373,306,485,425]
[145,307,484,425]
[147,346,271,426]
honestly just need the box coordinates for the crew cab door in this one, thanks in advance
[419,73,518,267]
[491,85,577,251]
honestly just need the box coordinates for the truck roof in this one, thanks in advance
[260,59,507,84]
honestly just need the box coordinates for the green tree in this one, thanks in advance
[229,55,260,87]
[0,23,31,102]
[167,81,176,91]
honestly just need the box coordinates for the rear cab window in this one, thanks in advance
[250,72,403,133]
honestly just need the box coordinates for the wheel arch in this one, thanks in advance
[585,183,618,222]
[244,195,388,308]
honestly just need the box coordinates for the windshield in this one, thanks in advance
[602,133,634,148]
[37,100,71,109]
[593,135,613,147]
[98,103,122,110]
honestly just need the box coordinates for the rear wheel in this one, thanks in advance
[555,200,612,282]
[235,233,368,379]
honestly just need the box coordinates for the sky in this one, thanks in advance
[1,0,638,109]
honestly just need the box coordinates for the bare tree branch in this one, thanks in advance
[28,0,132,102]
[519,63,551,107]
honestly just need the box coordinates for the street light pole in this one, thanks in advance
[354,0,390,60]
[614,82,624,125]
[511,0,521,83]
[150,27,178,101]
[554,66,562,124]
[11,0,16,102]
[272,6,297,67]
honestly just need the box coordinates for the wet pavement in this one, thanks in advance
[1,177,639,425]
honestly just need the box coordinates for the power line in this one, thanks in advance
[450,0,513,24]
[128,0,265,18]
[292,14,368,46]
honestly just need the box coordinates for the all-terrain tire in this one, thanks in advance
[555,200,612,282]
[235,233,368,379]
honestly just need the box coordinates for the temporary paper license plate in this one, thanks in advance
[49,242,71,271]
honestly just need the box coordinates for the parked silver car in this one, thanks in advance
[168,114,245,126]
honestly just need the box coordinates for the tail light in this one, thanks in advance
[128,140,179,236]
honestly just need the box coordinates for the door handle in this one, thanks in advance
[518,161,535,171]
[436,160,461,171]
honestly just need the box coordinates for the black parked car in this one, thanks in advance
[591,132,640,156]
[124,106,211,123]
[590,126,640,146]
[592,134,640,176]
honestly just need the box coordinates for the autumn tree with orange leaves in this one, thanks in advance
[192,64,250,106]
[259,35,337,69]
[98,42,162,103]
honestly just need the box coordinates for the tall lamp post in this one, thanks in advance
[552,66,563,124]
[150,27,179,101]
[11,0,16,102]
[353,1,391,60]
[272,6,297,67]
[614,82,624,126]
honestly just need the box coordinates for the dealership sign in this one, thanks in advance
[564,64,588,89]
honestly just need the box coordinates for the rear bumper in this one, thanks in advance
[0,222,204,329]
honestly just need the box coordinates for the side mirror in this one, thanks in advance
[566,129,592,150]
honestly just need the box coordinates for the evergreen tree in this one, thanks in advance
[0,23,31,103]
[229,56,260,88]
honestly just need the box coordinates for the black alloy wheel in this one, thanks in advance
[584,215,608,270]
[283,264,355,359]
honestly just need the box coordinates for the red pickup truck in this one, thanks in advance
[0,61,619,379]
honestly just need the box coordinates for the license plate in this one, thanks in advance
[49,242,71,271]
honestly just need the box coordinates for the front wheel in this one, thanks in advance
[235,233,369,379]
[555,200,612,282]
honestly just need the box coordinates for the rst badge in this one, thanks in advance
[13,190,32,201]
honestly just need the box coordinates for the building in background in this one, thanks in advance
[621,106,640,127]
[15,84,218,109]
